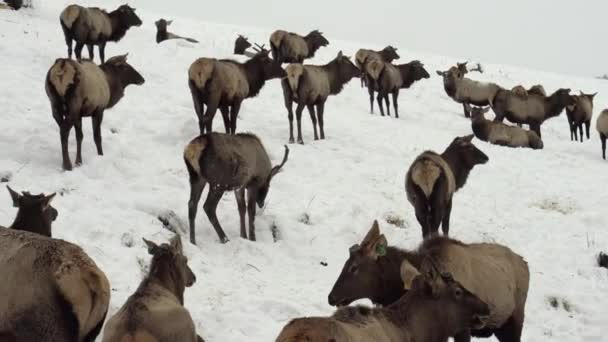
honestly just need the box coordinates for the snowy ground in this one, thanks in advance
[1,2,608,341]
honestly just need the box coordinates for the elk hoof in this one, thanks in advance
[63,162,73,171]
[297,138,304,145]
[220,236,230,244]
[289,137,295,144]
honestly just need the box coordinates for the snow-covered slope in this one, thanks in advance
[1,2,607,341]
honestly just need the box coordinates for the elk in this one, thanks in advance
[60,4,142,62]
[597,109,608,160]
[355,46,400,88]
[328,220,530,342]
[405,135,488,238]
[471,106,543,149]
[491,87,574,137]
[436,67,501,117]
[565,91,597,142]
[1,188,110,342]
[188,50,286,135]
[183,133,289,244]
[45,54,145,170]
[372,60,430,118]
[155,19,198,43]
[282,51,361,144]
[278,268,489,342]
[269,29,329,64]
[102,235,204,342]
[233,35,268,58]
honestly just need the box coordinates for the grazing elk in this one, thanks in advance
[328,221,530,342]
[436,67,501,117]
[405,135,488,238]
[371,60,430,118]
[491,87,574,138]
[60,4,142,62]
[279,269,490,342]
[355,46,400,88]
[597,109,608,160]
[188,50,286,134]
[565,91,597,142]
[155,19,199,43]
[269,29,329,64]
[471,107,543,149]
[1,187,110,342]
[45,54,145,170]
[102,235,204,342]
[183,133,289,244]
[282,51,361,144]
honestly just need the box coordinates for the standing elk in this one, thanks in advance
[565,91,597,142]
[184,133,289,244]
[282,51,360,144]
[269,29,329,64]
[60,4,142,62]
[155,19,198,43]
[188,50,286,135]
[405,135,488,238]
[436,67,501,118]
[355,46,400,89]
[597,109,608,160]
[45,54,145,170]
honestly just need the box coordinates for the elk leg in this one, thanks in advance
[585,120,591,140]
[219,106,230,134]
[246,188,257,241]
[98,41,106,63]
[307,104,319,140]
[494,309,524,342]
[235,189,247,239]
[189,81,206,134]
[74,118,84,165]
[579,124,584,143]
[230,100,242,134]
[62,32,73,59]
[317,102,326,140]
[282,79,295,143]
[60,122,73,171]
[414,199,430,239]
[74,42,85,61]
[441,198,452,236]
[384,93,391,117]
[601,133,606,160]
[92,111,104,155]
[453,331,472,342]
[463,103,471,118]
[203,189,229,243]
[295,102,305,144]
[531,123,541,138]
[392,90,399,118]
[377,92,385,116]
[188,178,207,245]
[368,80,375,114]
[203,93,221,133]
[87,44,94,60]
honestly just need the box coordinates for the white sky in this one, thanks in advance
[139,0,606,77]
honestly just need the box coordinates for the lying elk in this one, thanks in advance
[436,67,501,117]
[102,235,204,342]
[371,60,430,118]
[597,109,608,160]
[491,87,574,137]
[471,106,543,149]
[188,50,286,134]
[1,188,110,342]
[269,29,329,64]
[565,91,597,142]
[328,220,529,342]
[184,133,289,244]
[355,46,400,88]
[60,4,142,62]
[155,19,199,43]
[282,51,360,144]
[45,54,145,170]
[278,268,490,342]
[405,135,488,238]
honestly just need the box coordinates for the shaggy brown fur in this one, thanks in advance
[6,186,57,237]
[269,29,329,64]
[183,133,289,244]
[60,4,142,62]
[45,54,145,170]
[436,67,501,118]
[405,135,488,238]
[155,19,198,44]
[597,109,608,160]
[372,60,430,118]
[102,235,201,342]
[282,51,360,144]
[355,46,400,89]
[471,107,543,149]
[565,91,597,142]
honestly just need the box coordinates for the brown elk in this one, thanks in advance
[565,91,597,142]
[188,50,286,135]
[405,135,488,238]
[45,54,145,170]
[436,67,501,118]
[597,109,608,160]
[183,133,289,244]
[282,51,361,144]
[102,235,203,342]
[5,186,57,237]
[60,4,142,62]
[155,19,198,43]
[471,107,543,149]
[269,29,329,64]
[355,46,400,89]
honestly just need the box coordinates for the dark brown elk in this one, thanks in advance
[436,67,501,118]
[60,4,142,62]
[372,60,430,118]
[279,269,489,342]
[234,35,253,55]
[597,109,608,160]
[565,91,597,142]
[328,221,530,342]
[45,54,145,170]
[188,50,286,135]
[355,46,400,88]
[471,107,543,149]
[491,87,574,138]
[1,187,110,342]
[155,19,198,43]
[405,135,488,238]
[269,29,329,64]
[282,51,361,144]
[102,235,203,342]
[183,133,289,244]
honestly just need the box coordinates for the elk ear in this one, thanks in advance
[364,234,387,260]
[337,51,344,58]
[436,70,444,76]
[166,20,173,26]
[461,134,474,143]
[361,220,380,247]
[400,260,421,290]
[41,193,56,210]
[143,238,160,255]
[7,186,21,207]
[590,92,598,99]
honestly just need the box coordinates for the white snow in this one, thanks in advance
[1,1,608,341]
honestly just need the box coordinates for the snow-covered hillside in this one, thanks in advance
[1,1,607,341]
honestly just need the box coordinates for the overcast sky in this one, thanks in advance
[141,0,606,77]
